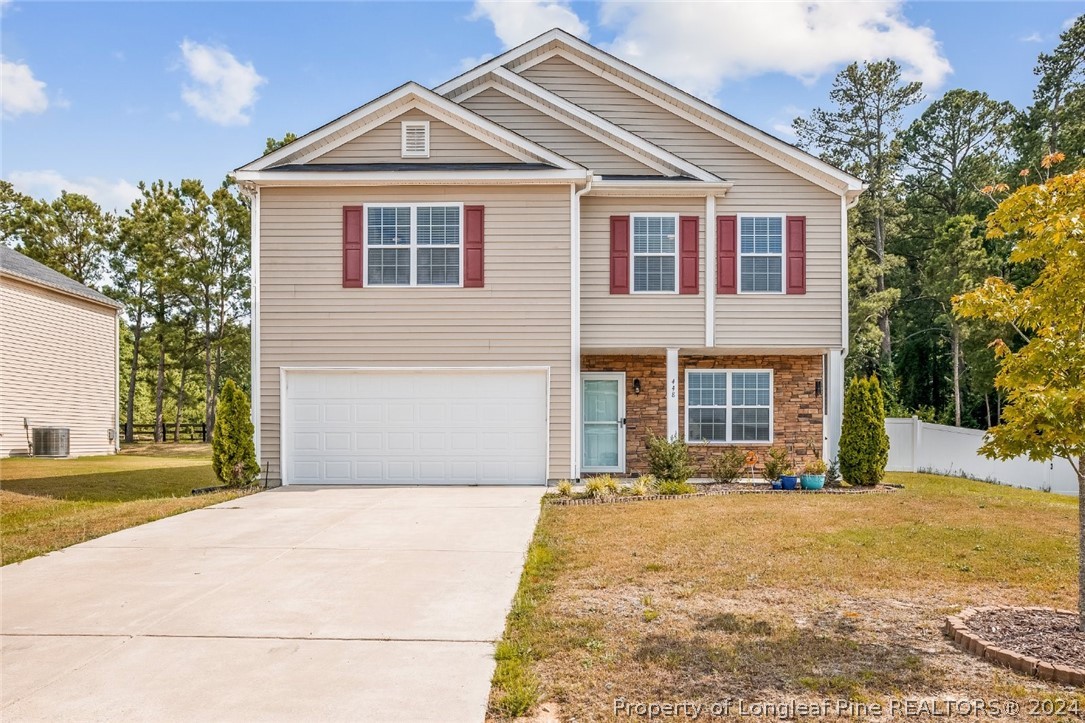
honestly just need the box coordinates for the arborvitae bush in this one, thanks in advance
[211,379,260,487]
[838,375,890,486]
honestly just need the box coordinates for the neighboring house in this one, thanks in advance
[234,29,864,486]
[0,245,122,457]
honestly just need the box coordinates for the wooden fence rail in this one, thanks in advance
[121,422,207,443]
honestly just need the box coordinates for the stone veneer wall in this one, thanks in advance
[580,354,824,478]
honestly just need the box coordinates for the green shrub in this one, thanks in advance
[838,375,890,486]
[656,479,696,495]
[556,479,573,497]
[211,379,259,487]
[710,448,746,484]
[825,458,842,488]
[761,447,793,482]
[645,432,695,483]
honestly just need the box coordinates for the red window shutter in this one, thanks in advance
[609,215,630,294]
[678,215,699,294]
[786,215,806,294]
[342,206,363,288]
[464,205,485,288]
[716,215,737,294]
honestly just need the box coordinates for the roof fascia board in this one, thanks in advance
[484,69,720,182]
[232,169,590,186]
[544,48,858,194]
[434,30,561,96]
[241,81,579,172]
[0,270,123,310]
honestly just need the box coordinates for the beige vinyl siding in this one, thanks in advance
[310,109,519,165]
[0,277,117,457]
[520,56,843,348]
[580,196,704,348]
[259,185,572,484]
[460,88,659,176]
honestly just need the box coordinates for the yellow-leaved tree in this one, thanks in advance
[955,169,1085,631]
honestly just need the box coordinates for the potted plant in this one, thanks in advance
[801,458,827,490]
[762,447,793,490]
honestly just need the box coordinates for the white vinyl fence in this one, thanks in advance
[885,417,1078,496]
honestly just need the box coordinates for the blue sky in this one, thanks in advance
[1,1,1082,210]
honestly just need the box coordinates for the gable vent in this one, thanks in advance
[401,120,430,158]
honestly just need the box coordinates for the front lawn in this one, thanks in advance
[490,473,1082,719]
[1,444,244,565]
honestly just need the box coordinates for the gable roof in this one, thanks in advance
[436,29,865,198]
[0,245,122,309]
[236,82,582,174]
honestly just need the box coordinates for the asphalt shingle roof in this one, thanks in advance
[0,245,122,309]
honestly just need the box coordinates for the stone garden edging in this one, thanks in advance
[944,606,1085,687]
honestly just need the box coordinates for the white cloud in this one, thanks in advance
[1,56,49,118]
[1020,32,1045,43]
[772,123,798,140]
[179,39,265,126]
[8,170,141,212]
[470,0,588,48]
[457,53,495,74]
[599,0,952,102]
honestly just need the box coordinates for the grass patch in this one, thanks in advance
[488,472,1079,719]
[488,527,559,718]
[1,445,243,565]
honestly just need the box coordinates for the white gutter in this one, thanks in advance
[232,169,590,186]
[571,173,593,480]
[587,179,733,197]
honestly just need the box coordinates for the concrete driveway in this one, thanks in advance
[1,486,543,722]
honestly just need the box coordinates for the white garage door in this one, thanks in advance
[283,369,548,485]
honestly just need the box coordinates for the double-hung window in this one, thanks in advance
[631,213,678,293]
[686,369,773,443]
[365,204,462,286]
[739,215,784,293]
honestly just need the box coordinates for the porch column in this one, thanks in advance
[666,347,679,439]
[825,349,845,459]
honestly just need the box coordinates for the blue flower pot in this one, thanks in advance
[771,480,783,490]
[780,475,800,491]
[801,474,825,490]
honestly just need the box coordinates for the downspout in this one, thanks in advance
[570,172,593,481]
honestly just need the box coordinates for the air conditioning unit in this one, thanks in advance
[33,427,70,457]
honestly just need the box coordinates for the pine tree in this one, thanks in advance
[211,379,259,487]
[838,376,890,486]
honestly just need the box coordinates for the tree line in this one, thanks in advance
[1,177,251,443]
[793,16,1084,429]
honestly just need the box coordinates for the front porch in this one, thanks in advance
[578,351,828,478]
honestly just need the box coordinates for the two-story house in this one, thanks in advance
[233,29,864,487]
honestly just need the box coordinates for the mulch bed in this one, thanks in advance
[546,483,900,506]
[968,607,1085,670]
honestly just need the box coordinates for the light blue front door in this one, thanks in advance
[582,373,625,472]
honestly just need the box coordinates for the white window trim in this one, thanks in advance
[684,368,774,445]
[736,213,787,295]
[629,212,680,295]
[401,120,430,158]
[363,202,464,288]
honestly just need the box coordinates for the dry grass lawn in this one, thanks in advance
[1,444,243,565]
[490,473,1083,721]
